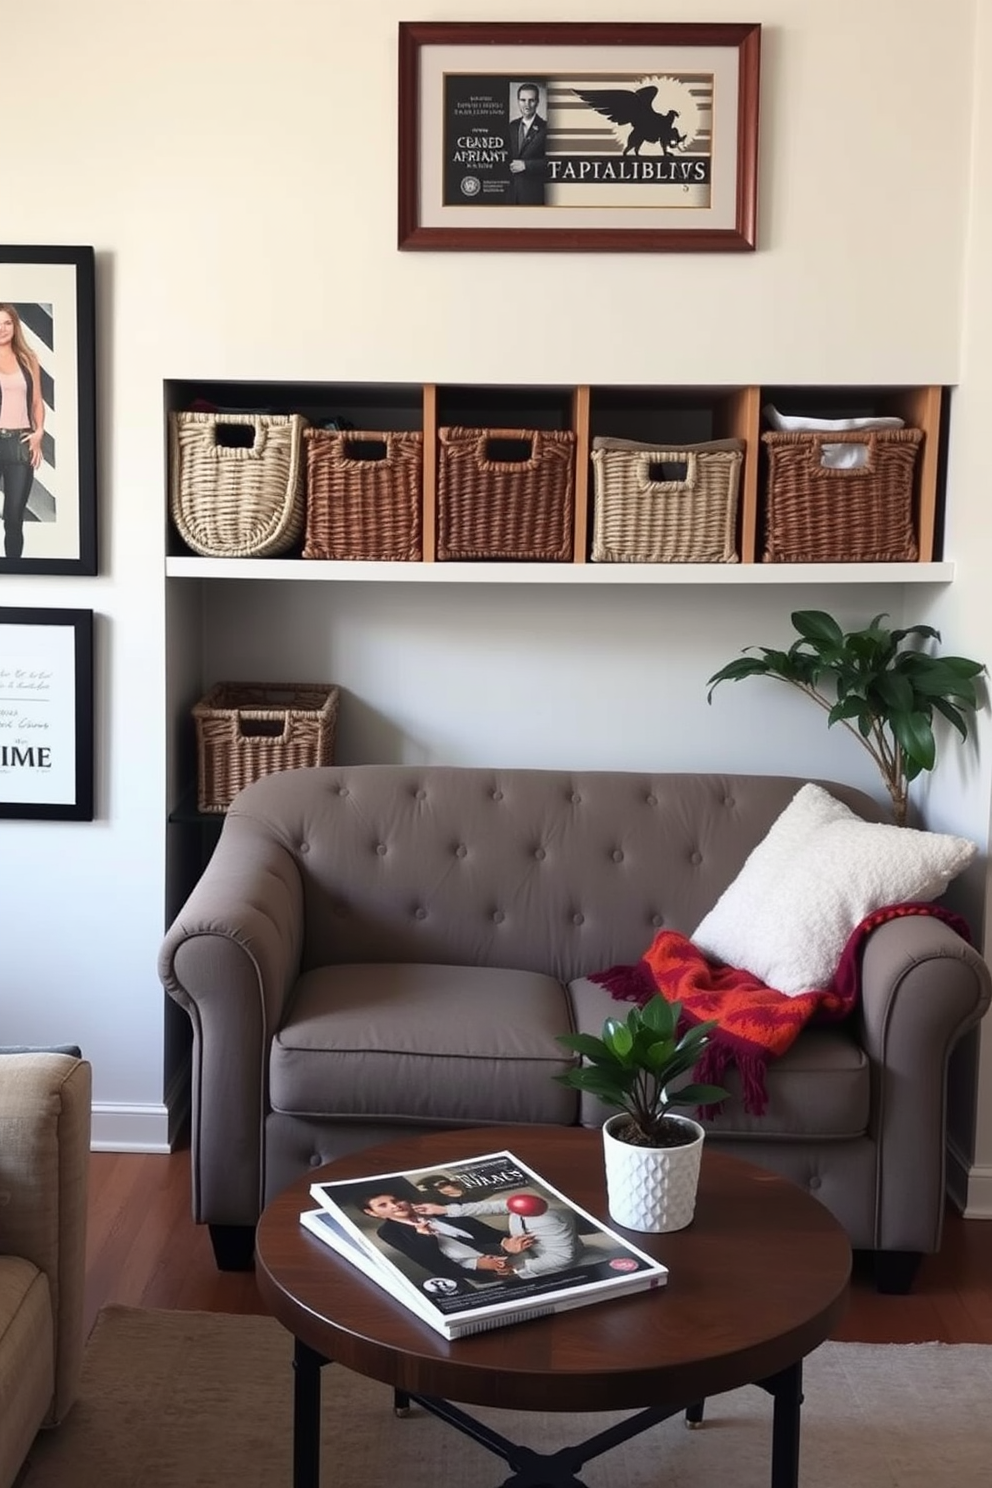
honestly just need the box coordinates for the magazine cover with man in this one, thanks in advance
[304,1149,668,1339]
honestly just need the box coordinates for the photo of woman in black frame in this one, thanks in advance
[0,303,45,560]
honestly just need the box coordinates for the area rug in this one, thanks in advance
[18,1306,992,1487]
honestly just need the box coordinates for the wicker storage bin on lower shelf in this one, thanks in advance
[437,426,576,561]
[193,682,340,813]
[591,436,744,563]
[762,428,922,563]
[303,429,423,561]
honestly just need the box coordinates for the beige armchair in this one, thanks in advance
[0,1052,91,1488]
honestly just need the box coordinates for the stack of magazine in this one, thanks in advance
[301,1148,668,1340]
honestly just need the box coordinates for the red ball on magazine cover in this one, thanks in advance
[506,1193,548,1216]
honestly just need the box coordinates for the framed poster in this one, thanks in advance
[0,246,97,575]
[398,22,761,253]
[0,608,94,821]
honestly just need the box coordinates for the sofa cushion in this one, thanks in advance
[567,975,869,1138]
[0,1258,55,1488]
[691,783,976,996]
[270,963,578,1125]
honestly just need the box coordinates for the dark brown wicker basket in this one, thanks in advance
[437,426,576,561]
[762,428,922,563]
[303,429,423,561]
[193,682,340,813]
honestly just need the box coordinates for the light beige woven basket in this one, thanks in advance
[193,682,339,813]
[170,412,309,558]
[591,436,744,563]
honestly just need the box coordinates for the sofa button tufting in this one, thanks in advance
[309,1154,323,1168]
[491,789,503,802]
[492,910,505,924]
[652,914,664,927]
[337,787,348,797]
[572,913,585,926]
[808,1176,822,1191]
[455,845,467,859]
[612,850,624,863]
[415,789,427,802]
[570,792,582,805]
[376,843,387,856]
[534,847,546,861]
[414,907,428,920]
[724,796,736,808]
[646,794,657,806]
[298,842,310,855]
[690,851,702,865]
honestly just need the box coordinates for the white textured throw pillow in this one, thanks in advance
[692,783,976,996]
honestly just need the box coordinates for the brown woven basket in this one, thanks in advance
[591,436,744,563]
[437,426,576,561]
[193,682,340,813]
[303,429,423,561]
[170,412,308,558]
[762,429,922,563]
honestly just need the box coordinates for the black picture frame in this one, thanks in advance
[0,246,97,574]
[0,608,94,821]
[398,22,761,253]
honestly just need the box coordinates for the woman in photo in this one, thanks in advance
[0,303,45,559]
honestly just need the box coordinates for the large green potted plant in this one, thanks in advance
[556,996,727,1232]
[706,610,984,827]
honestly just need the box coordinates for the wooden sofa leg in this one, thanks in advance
[873,1250,923,1294]
[209,1223,256,1271]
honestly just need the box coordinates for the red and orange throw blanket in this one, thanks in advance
[589,903,972,1117]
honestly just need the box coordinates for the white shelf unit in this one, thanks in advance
[165,556,954,584]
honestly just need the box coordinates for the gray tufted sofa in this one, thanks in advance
[158,763,992,1291]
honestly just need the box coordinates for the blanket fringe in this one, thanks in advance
[695,1041,768,1118]
[588,961,658,1005]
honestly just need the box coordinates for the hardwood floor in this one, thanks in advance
[84,1145,992,1345]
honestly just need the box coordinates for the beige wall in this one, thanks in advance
[4,2,992,1190]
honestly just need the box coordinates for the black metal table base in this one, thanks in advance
[292,1338,804,1488]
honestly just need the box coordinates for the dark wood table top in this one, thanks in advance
[255,1126,851,1413]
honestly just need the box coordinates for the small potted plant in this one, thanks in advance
[706,609,984,827]
[556,996,727,1233]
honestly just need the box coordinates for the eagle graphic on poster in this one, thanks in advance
[571,84,690,157]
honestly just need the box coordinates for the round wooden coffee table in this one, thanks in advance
[256,1126,850,1488]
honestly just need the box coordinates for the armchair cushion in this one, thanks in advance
[692,783,976,995]
[0,1052,90,1488]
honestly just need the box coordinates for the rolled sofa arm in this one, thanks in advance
[0,1052,91,1426]
[158,817,304,1226]
[856,914,992,1253]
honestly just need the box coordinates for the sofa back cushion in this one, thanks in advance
[227,766,885,984]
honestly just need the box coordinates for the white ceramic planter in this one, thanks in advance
[602,1113,705,1233]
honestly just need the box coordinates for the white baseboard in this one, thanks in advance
[946,1136,992,1218]
[90,1065,191,1154]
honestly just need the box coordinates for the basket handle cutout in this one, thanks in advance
[809,431,877,474]
[342,436,389,463]
[213,423,256,449]
[204,414,269,459]
[484,435,534,463]
[235,713,292,743]
[636,451,697,493]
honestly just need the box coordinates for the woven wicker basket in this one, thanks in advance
[591,436,744,563]
[762,428,922,563]
[303,429,423,561]
[170,412,308,558]
[193,682,340,813]
[437,426,575,561]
